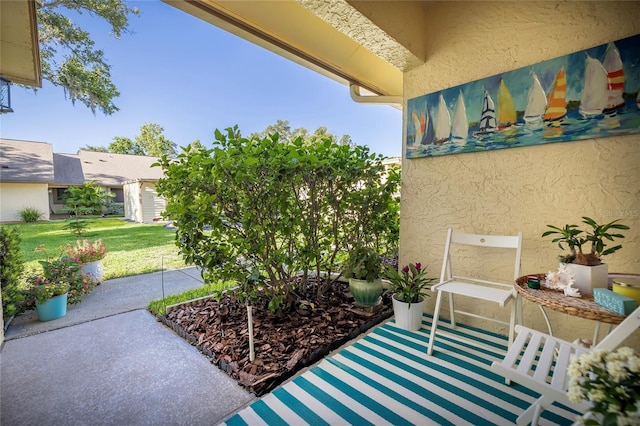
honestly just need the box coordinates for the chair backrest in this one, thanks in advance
[595,306,640,351]
[440,228,523,284]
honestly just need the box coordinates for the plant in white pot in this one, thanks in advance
[385,262,436,330]
[64,239,107,283]
[542,217,629,295]
[343,246,383,307]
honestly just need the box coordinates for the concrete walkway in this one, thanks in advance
[0,267,255,426]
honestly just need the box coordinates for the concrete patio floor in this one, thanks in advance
[1,267,255,426]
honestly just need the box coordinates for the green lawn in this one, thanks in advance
[8,218,189,280]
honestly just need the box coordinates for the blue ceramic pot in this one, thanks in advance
[35,293,68,322]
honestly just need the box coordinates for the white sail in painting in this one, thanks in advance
[423,107,435,145]
[411,111,423,145]
[603,42,625,113]
[434,93,451,144]
[451,91,469,144]
[579,54,608,118]
[524,71,547,125]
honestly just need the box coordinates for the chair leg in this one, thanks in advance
[508,299,517,349]
[427,291,444,356]
[517,401,540,426]
[517,395,551,426]
[449,293,456,329]
[505,300,517,385]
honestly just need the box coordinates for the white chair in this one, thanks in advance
[491,306,640,426]
[426,228,523,356]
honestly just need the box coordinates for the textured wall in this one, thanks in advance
[0,183,50,222]
[402,1,640,346]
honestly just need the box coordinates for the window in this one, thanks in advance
[110,188,124,203]
[53,188,67,203]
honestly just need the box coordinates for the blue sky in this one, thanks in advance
[0,1,401,157]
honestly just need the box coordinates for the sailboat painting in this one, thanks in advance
[406,33,640,158]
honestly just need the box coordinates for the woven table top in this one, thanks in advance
[515,274,625,325]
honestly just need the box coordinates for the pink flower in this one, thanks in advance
[402,265,409,274]
[415,262,422,272]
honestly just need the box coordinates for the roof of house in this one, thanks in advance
[53,153,84,185]
[0,139,54,183]
[79,151,164,186]
[0,139,164,186]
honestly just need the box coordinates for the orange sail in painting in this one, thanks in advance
[543,67,567,121]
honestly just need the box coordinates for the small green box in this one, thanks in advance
[593,288,637,315]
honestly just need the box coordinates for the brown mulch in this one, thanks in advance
[160,280,393,396]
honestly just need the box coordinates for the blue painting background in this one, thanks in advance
[406,34,640,158]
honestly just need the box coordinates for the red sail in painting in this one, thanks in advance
[603,42,625,113]
[543,67,567,121]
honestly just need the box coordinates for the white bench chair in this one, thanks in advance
[491,306,640,425]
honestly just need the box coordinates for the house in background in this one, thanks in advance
[0,139,52,221]
[0,138,165,223]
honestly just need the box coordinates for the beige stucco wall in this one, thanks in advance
[402,2,640,348]
[0,183,50,222]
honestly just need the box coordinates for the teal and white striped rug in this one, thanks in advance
[221,315,580,425]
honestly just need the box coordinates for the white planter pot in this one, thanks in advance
[392,294,424,331]
[80,260,104,283]
[561,262,608,296]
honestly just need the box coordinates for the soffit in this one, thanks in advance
[0,0,41,87]
[164,0,415,97]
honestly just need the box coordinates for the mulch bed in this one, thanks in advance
[160,280,393,396]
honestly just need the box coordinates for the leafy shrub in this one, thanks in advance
[155,125,400,313]
[64,181,114,235]
[0,226,25,319]
[19,207,44,222]
[105,202,124,215]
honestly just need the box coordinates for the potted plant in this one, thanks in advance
[385,262,436,330]
[24,272,70,322]
[567,346,640,425]
[34,244,99,305]
[542,217,629,294]
[343,245,383,306]
[64,239,107,282]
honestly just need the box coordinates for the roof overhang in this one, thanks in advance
[163,0,424,101]
[0,0,42,87]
